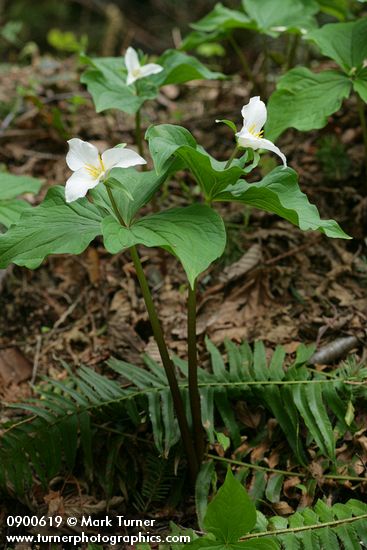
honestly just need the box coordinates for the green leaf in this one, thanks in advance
[146,124,245,200]
[0,186,103,268]
[216,166,350,239]
[181,29,228,52]
[0,200,33,229]
[155,49,225,86]
[266,68,351,140]
[102,204,226,287]
[316,0,350,20]
[265,473,284,503]
[91,164,177,226]
[190,3,252,33]
[308,17,367,73]
[80,58,146,114]
[293,383,336,460]
[0,173,42,228]
[353,68,367,102]
[0,173,42,200]
[204,469,257,543]
[242,0,319,35]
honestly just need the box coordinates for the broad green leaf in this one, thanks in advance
[146,124,197,173]
[0,173,42,200]
[102,204,226,287]
[81,50,223,114]
[204,469,257,543]
[80,58,146,114]
[0,173,42,228]
[316,0,350,20]
[308,18,367,73]
[0,186,103,268]
[0,200,33,229]
[90,163,178,226]
[190,3,253,33]
[146,123,246,200]
[353,68,367,102]
[242,0,319,35]
[181,30,227,52]
[216,166,350,239]
[155,49,225,86]
[266,68,351,140]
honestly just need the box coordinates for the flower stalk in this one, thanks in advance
[106,186,198,482]
[228,35,257,91]
[224,144,240,169]
[187,280,205,465]
[135,108,145,161]
[357,94,367,180]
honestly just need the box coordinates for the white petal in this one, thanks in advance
[125,47,140,73]
[65,168,100,203]
[236,131,287,167]
[138,63,163,79]
[102,147,146,170]
[66,138,99,171]
[241,96,267,134]
[126,71,139,85]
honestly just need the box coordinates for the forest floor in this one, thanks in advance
[0,55,366,544]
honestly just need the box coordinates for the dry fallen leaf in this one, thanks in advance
[0,347,32,387]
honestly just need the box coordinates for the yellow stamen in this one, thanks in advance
[248,123,264,139]
[85,156,105,179]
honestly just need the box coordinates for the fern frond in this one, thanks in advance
[245,499,367,549]
[0,340,364,494]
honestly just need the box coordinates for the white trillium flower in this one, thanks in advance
[125,46,163,86]
[65,138,146,203]
[235,96,287,167]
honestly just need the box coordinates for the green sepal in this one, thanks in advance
[216,118,238,133]
[90,162,179,226]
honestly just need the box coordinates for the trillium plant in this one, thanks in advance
[0,90,350,482]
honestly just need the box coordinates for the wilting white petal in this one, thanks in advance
[236,129,287,167]
[241,96,267,135]
[125,47,140,73]
[66,138,99,171]
[65,168,100,203]
[257,137,287,167]
[102,147,146,170]
[138,63,163,79]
